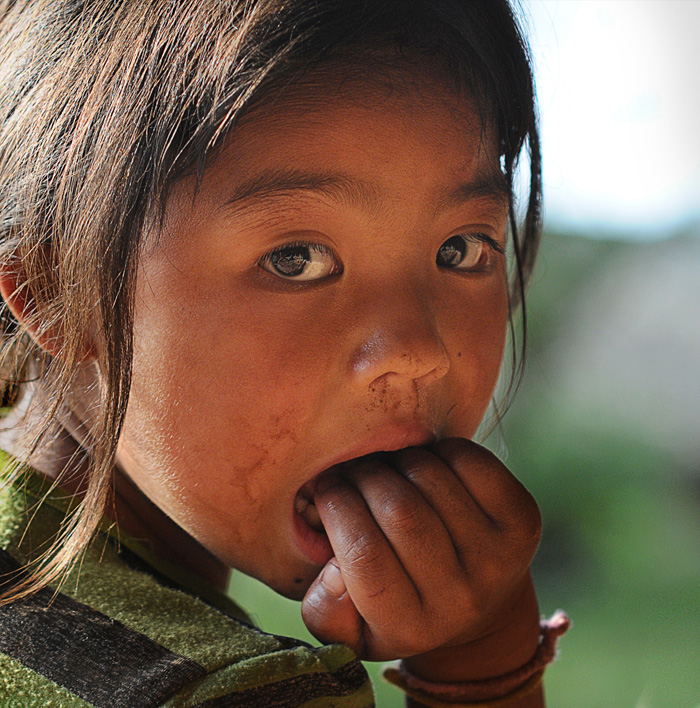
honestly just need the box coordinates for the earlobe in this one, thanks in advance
[0,261,64,358]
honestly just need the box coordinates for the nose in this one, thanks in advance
[348,288,450,392]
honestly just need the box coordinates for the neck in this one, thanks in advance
[0,390,230,592]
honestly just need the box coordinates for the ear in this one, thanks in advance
[0,260,64,358]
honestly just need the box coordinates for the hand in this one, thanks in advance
[301,438,542,665]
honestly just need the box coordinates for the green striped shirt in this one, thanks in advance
[0,456,374,707]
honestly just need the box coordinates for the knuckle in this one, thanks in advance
[379,494,423,536]
[433,437,485,469]
[340,531,384,571]
[432,437,471,468]
[392,446,436,478]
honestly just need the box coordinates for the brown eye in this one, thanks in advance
[259,242,342,281]
[436,235,486,270]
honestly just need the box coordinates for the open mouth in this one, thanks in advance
[294,490,324,533]
[291,453,395,565]
[291,426,436,564]
[292,478,333,565]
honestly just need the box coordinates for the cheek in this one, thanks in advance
[121,287,345,554]
[125,278,341,478]
[443,277,509,435]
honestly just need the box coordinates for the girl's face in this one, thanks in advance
[116,61,510,599]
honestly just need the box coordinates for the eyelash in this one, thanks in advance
[258,240,334,261]
[257,240,342,278]
[472,233,506,255]
[435,232,505,272]
[257,233,504,282]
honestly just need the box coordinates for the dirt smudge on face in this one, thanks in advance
[225,408,301,508]
[365,372,420,416]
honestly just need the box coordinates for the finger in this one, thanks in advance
[387,445,496,541]
[431,438,542,541]
[313,472,422,627]
[342,455,462,593]
[301,558,366,656]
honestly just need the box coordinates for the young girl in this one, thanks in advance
[0,1,569,706]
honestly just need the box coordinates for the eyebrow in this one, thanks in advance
[222,167,510,216]
[223,169,381,214]
[437,171,510,212]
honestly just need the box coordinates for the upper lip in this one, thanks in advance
[296,421,437,501]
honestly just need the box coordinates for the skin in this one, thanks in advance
[1,59,544,706]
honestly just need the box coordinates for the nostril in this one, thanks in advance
[413,353,450,388]
[349,327,450,389]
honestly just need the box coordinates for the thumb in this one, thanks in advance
[301,558,366,656]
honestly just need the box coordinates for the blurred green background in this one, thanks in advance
[229,227,700,707]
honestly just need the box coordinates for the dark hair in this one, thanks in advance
[0,0,541,600]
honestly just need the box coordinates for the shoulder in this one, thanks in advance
[0,470,374,707]
[0,543,373,706]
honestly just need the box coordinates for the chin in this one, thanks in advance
[261,566,320,602]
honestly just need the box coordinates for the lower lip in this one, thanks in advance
[292,504,334,566]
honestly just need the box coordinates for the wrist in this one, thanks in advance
[404,574,540,683]
[384,606,571,708]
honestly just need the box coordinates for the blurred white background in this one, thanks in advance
[525,0,700,238]
[520,0,700,466]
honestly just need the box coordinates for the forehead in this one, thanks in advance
[244,58,492,151]
[186,58,506,221]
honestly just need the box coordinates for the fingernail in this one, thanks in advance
[321,560,346,597]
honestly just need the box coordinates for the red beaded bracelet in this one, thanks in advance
[381,610,571,707]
